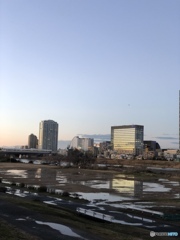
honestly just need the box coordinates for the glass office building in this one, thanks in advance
[111,125,144,155]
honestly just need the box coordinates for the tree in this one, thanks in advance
[67,148,95,167]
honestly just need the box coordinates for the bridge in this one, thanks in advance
[0,148,52,157]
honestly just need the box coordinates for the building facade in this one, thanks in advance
[28,134,38,149]
[144,140,160,152]
[111,125,144,155]
[38,120,58,152]
[70,136,94,151]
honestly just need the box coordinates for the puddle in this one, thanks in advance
[78,180,110,189]
[36,221,84,239]
[6,188,38,198]
[112,219,142,226]
[126,214,154,222]
[2,180,12,184]
[56,171,67,184]
[120,202,154,209]
[0,166,178,212]
[15,216,86,239]
[158,179,180,186]
[4,170,27,178]
[74,178,140,196]
[135,202,155,208]
[35,168,41,178]
[174,193,180,198]
[143,183,171,192]
[6,189,28,197]
[76,192,133,202]
[43,201,57,205]
[19,159,30,163]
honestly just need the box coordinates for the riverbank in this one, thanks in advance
[96,158,180,169]
[0,161,179,239]
[0,193,152,240]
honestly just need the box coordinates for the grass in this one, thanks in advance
[0,194,156,240]
[0,161,179,239]
[0,218,40,240]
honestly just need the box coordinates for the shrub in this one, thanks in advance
[0,187,7,193]
[38,186,47,192]
[19,183,25,188]
[33,197,41,202]
[61,191,70,197]
[27,186,35,190]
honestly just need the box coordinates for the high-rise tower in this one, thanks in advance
[38,120,58,152]
[28,134,38,148]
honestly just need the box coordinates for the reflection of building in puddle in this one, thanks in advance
[27,169,36,180]
[134,181,143,197]
[41,169,56,185]
[6,170,28,178]
[110,178,143,197]
[81,180,110,189]
[56,171,67,184]
[143,182,171,193]
[35,168,41,178]
[27,169,57,185]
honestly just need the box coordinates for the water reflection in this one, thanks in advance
[143,183,171,192]
[78,192,131,202]
[0,167,179,199]
[75,178,143,197]
[6,170,27,178]
[110,178,143,197]
[36,221,84,239]
[56,170,67,184]
[35,168,41,178]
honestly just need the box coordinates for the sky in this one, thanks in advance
[0,0,180,149]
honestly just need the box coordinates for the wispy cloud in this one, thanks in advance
[171,142,179,145]
[162,133,178,136]
[155,137,178,140]
[78,134,111,142]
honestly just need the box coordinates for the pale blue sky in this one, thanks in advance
[0,0,180,148]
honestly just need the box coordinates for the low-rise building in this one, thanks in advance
[70,136,94,152]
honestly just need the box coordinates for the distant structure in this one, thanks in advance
[38,120,58,152]
[111,125,144,155]
[144,141,160,152]
[28,134,38,149]
[99,141,111,152]
[70,136,94,151]
[21,145,28,149]
[179,90,180,149]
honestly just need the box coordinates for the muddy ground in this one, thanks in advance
[0,160,179,239]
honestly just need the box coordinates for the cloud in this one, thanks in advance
[170,142,179,145]
[154,137,178,140]
[162,133,178,136]
[77,134,111,142]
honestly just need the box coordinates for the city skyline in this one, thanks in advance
[0,1,180,149]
